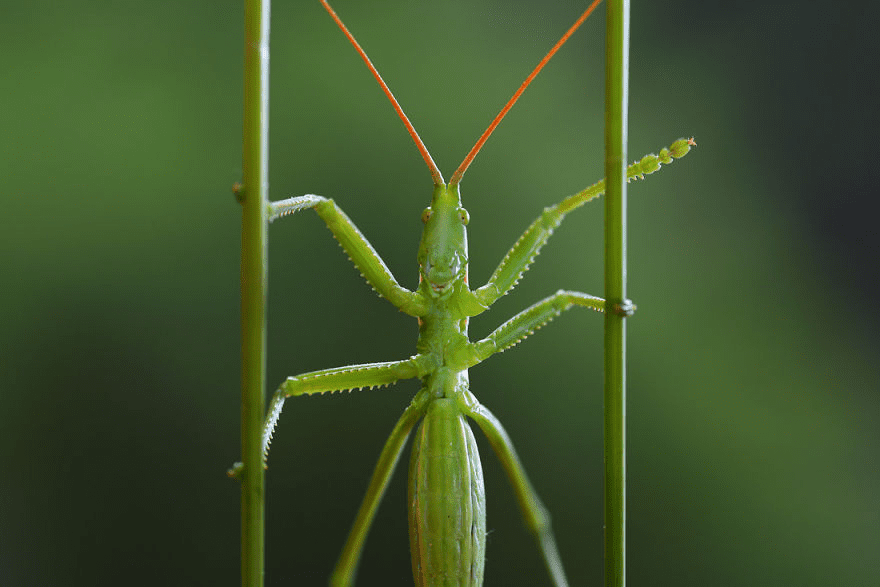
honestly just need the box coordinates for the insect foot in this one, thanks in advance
[227,461,244,481]
[612,299,636,317]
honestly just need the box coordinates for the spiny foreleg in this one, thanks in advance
[269,195,427,316]
[473,138,694,309]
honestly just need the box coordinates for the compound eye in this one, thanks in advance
[459,208,470,225]
[421,208,433,223]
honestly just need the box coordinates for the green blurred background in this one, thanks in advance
[3,0,878,585]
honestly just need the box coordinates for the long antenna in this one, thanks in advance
[449,0,604,187]
[320,0,445,187]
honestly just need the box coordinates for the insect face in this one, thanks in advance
[419,184,469,298]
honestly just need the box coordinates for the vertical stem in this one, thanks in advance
[241,0,270,585]
[603,1,628,587]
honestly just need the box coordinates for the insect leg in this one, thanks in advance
[227,355,432,480]
[463,395,569,587]
[474,139,694,309]
[262,355,431,462]
[467,290,605,366]
[331,394,428,587]
[270,195,427,316]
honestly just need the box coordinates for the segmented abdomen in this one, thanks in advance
[408,398,486,586]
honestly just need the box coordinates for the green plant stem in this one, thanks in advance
[603,1,629,586]
[240,0,270,585]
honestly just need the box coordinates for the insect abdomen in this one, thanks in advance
[408,398,486,586]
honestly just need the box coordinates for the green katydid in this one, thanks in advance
[232,0,693,584]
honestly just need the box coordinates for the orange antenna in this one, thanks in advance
[320,0,445,187]
[449,0,604,187]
